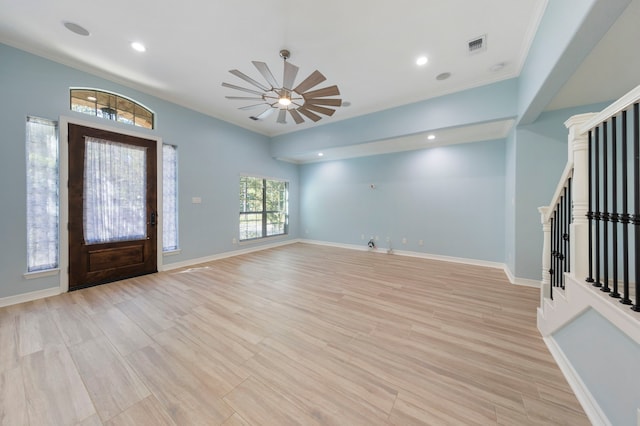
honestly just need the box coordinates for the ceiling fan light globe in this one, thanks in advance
[278,97,292,106]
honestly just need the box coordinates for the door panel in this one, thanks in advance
[68,124,157,290]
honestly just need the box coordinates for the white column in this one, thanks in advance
[539,206,551,306]
[565,113,597,281]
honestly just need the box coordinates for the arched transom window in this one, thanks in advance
[70,89,154,129]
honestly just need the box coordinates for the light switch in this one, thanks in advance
[192,197,202,204]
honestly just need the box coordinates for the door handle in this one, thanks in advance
[150,211,157,226]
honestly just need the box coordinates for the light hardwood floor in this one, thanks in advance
[0,243,589,425]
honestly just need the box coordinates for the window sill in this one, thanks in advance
[24,268,60,280]
[163,249,182,257]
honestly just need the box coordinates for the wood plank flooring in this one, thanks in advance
[0,243,589,425]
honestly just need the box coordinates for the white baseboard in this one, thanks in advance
[301,239,539,287]
[161,238,302,272]
[544,336,611,426]
[0,287,61,308]
[503,265,541,288]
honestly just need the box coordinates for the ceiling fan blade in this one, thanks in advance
[277,109,287,124]
[298,107,322,122]
[283,61,299,91]
[303,85,340,99]
[252,61,279,88]
[225,96,264,100]
[222,82,265,96]
[293,70,326,94]
[254,108,275,120]
[229,69,270,91]
[289,109,304,124]
[305,98,342,107]
[239,103,269,110]
[304,104,336,116]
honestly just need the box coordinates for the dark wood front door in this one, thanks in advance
[68,124,157,290]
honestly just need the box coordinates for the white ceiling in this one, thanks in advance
[1,0,637,162]
[546,0,640,111]
[0,0,546,137]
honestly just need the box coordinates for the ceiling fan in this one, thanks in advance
[222,49,342,124]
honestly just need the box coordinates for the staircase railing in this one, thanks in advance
[540,84,640,311]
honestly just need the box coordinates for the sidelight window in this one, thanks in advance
[26,117,59,272]
[162,144,178,251]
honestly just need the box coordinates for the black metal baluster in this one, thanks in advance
[557,202,563,290]
[567,177,572,275]
[632,102,640,312]
[559,198,564,290]
[563,187,569,289]
[611,116,621,298]
[550,214,555,300]
[602,121,611,293]
[621,110,632,305]
[586,131,595,284]
[594,125,603,287]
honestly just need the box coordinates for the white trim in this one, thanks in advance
[161,238,301,272]
[538,274,640,344]
[503,264,542,288]
[0,287,61,308]
[543,336,611,426]
[301,239,539,287]
[23,268,60,280]
[579,84,640,135]
[58,115,164,293]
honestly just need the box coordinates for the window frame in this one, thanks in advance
[25,116,59,274]
[162,144,179,252]
[70,88,155,129]
[239,175,289,242]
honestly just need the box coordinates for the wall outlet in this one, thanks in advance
[305,229,309,234]
[402,237,407,244]
[361,234,365,240]
[418,239,424,246]
[386,236,390,242]
[232,238,237,245]
[375,235,379,241]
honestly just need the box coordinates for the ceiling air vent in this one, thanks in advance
[467,35,487,54]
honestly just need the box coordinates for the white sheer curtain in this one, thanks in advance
[162,144,178,251]
[83,137,147,244]
[26,117,59,271]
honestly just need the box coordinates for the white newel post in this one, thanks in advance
[539,206,551,306]
[565,113,597,282]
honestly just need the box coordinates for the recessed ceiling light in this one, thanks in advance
[131,42,146,52]
[63,22,90,36]
[427,134,436,140]
[87,96,97,101]
[318,152,324,157]
[416,56,428,66]
[436,72,451,81]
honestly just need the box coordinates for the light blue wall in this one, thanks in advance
[0,43,299,299]
[518,0,630,124]
[504,129,517,274]
[271,79,518,159]
[553,308,640,426]
[300,139,506,262]
[513,102,609,280]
